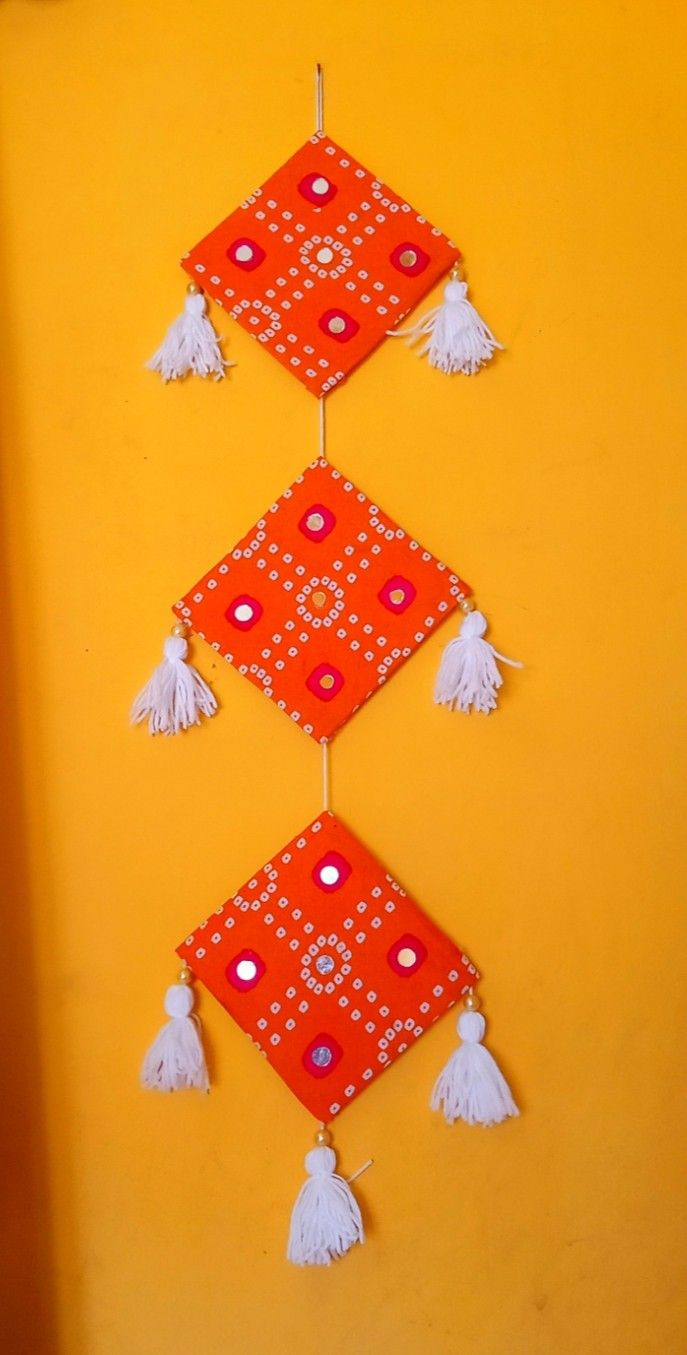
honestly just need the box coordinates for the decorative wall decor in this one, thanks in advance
[138,66,519,1267]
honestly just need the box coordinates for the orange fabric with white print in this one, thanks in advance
[177,812,477,1122]
[182,133,460,397]
[174,459,471,742]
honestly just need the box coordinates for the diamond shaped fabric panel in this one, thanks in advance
[182,133,460,396]
[174,459,471,741]
[178,812,477,1121]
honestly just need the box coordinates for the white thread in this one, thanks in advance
[130,634,217,735]
[287,1145,364,1266]
[346,1158,374,1185]
[319,396,326,459]
[146,292,230,383]
[315,63,324,134]
[389,279,502,376]
[140,984,209,1092]
[434,611,522,715]
[430,1010,518,1126]
[322,739,330,811]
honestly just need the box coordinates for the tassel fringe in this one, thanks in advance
[287,1145,364,1266]
[431,1008,518,1127]
[434,609,521,714]
[146,288,230,382]
[131,632,217,736]
[390,275,502,375]
[141,979,209,1093]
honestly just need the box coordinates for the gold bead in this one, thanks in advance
[460,597,475,613]
[186,281,200,295]
[171,621,188,637]
[463,988,480,1011]
[314,1126,332,1147]
[178,963,192,985]
[450,260,463,280]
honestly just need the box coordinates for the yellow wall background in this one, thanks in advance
[1,2,686,1352]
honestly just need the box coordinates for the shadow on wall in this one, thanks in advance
[0,170,62,1350]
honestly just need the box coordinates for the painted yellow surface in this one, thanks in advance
[1,2,686,1352]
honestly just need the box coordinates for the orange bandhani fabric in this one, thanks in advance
[182,132,460,396]
[174,458,471,741]
[178,812,477,1122]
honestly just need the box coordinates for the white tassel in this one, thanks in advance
[141,976,209,1093]
[434,608,521,714]
[130,631,217,736]
[390,271,502,375]
[146,286,231,382]
[287,1145,364,1267]
[431,1007,518,1127]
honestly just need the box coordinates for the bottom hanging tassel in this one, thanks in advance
[431,991,518,1127]
[140,964,209,1093]
[434,602,522,714]
[388,264,503,375]
[287,1128,365,1267]
[146,283,231,382]
[130,625,217,736]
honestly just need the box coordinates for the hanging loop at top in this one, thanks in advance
[315,63,324,134]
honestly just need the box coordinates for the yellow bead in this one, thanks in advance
[460,597,475,614]
[464,988,480,1011]
[186,281,200,295]
[171,621,188,637]
[178,964,192,985]
[314,1127,332,1147]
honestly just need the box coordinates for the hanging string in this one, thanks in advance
[316,64,328,818]
[322,739,330,812]
[347,1159,374,1185]
[318,396,327,460]
[315,63,324,135]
